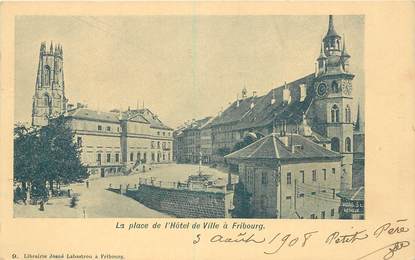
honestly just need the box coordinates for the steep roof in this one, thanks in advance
[184,117,213,132]
[324,15,340,39]
[225,133,341,162]
[66,108,120,123]
[210,73,315,130]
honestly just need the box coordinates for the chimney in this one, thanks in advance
[271,89,276,105]
[291,144,303,153]
[242,87,247,99]
[252,91,257,97]
[279,135,289,146]
[300,84,307,102]
[283,82,291,104]
[299,113,312,136]
[236,94,240,107]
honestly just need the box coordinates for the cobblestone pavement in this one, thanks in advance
[14,163,231,218]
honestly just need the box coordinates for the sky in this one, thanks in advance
[15,15,364,128]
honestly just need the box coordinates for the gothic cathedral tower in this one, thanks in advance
[313,16,354,191]
[32,42,68,126]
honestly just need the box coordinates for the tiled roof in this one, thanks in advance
[210,74,316,130]
[337,186,364,201]
[200,117,215,130]
[307,130,331,143]
[225,133,341,161]
[66,108,120,123]
[127,109,173,130]
[184,117,213,132]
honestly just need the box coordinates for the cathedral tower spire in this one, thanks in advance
[32,41,68,126]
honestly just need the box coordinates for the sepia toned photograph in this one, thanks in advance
[13,15,365,219]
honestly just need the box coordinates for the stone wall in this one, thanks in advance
[126,185,233,218]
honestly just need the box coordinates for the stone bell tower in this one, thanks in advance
[32,41,68,126]
[313,16,355,191]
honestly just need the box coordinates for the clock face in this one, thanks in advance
[316,82,328,97]
[342,80,352,96]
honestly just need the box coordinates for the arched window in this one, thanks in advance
[42,94,50,107]
[44,65,51,85]
[345,105,351,123]
[345,137,352,152]
[331,105,339,123]
[331,81,339,92]
[331,137,340,152]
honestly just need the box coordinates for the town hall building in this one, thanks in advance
[31,42,173,177]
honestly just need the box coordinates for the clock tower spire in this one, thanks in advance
[313,15,355,192]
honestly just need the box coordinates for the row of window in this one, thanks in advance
[252,168,338,187]
[77,137,172,151]
[151,141,172,149]
[330,105,352,123]
[95,125,172,137]
[96,151,171,164]
[129,151,171,162]
[97,153,120,164]
[157,131,171,137]
[331,137,352,153]
[285,168,336,185]
[310,209,336,219]
[97,125,120,133]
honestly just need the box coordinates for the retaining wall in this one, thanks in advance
[126,185,233,218]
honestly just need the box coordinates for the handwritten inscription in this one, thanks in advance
[193,231,318,255]
[356,240,410,260]
[326,229,369,244]
[373,219,410,238]
[191,219,412,259]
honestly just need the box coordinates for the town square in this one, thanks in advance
[13,15,365,219]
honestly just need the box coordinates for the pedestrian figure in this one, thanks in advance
[22,189,27,205]
[67,189,71,197]
[39,200,44,211]
[86,180,89,189]
[14,186,22,203]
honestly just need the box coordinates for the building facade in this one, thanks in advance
[209,15,359,192]
[31,42,173,177]
[226,133,342,219]
[200,120,213,164]
[173,117,212,164]
[65,107,173,177]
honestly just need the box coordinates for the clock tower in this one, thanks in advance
[313,15,355,191]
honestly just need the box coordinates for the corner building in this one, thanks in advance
[211,15,357,192]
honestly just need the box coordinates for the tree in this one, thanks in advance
[231,182,253,218]
[14,116,88,201]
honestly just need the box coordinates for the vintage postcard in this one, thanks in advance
[0,1,414,260]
